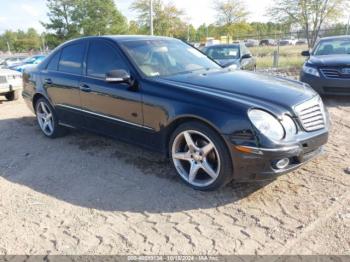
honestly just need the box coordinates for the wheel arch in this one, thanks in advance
[164,115,231,158]
[32,93,52,111]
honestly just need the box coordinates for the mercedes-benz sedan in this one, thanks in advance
[23,36,329,191]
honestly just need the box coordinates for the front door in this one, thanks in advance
[80,39,143,141]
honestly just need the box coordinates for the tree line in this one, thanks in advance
[0,0,348,52]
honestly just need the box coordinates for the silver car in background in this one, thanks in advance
[0,69,22,101]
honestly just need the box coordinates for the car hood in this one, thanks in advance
[308,55,350,67]
[215,59,239,67]
[159,69,316,113]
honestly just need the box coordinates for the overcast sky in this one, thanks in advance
[0,0,275,33]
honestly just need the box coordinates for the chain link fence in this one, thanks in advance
[227,27,349,70]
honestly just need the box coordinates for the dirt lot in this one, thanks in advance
[0,96,349,255]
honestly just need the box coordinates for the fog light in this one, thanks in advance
[275,158,290,169]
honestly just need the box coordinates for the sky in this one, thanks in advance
[0,0,274,34]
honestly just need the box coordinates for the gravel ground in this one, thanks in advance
[0,96,349,255]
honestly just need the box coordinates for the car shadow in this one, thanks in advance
[0,97,12,104]
[0,116,273,214]
[322,95,350,108]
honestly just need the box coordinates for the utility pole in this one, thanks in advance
[187,24,190,42]
[41,33,46,53]
[6,41,11,54]
[150,0,154,35]
[346,15,350,35]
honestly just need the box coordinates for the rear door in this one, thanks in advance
[43,41,86,126]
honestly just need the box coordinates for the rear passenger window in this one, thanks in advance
[87,41,127,78]
[58,43,85,75]
[47,51,60,71]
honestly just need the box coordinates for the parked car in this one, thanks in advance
[0,56,27,68]
[244,39,259,47]
[278,38,297,46]
[205,38,220,47]
[300,35,350,95]
[259,39,277,46]
[296,39,308,45]
[202,43,256,70]
[23,36,329,191]
[10,55,46,72]
[0,69,22,100]
[190,42,201,49]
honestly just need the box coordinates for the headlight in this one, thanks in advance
[248,109,284,140]
[303,64,320,77]
[281,115,297,140]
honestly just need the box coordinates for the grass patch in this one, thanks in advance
[250,44,308,69]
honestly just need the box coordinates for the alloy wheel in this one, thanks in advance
[36,101,54,136]
[171,130,221,187]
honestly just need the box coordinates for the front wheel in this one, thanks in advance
[5,90,20,101]
[169,121,233,191]
[35,98,67,138]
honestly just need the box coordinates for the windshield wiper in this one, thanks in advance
[173,67,216,76]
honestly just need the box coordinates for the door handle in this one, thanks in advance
[79,84,91,92]
[44,78,52,85]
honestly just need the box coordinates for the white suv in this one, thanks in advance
[0,69,22,101]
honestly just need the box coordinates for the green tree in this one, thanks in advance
[42,0,127,47]
[130,0,185,37]
[0,31,17,52]
[0,29,42,52]
[74,0,127,35]
[268,0,349,47]
[128,20,143,34]
[42,0,79,43]
[213,0,249,38]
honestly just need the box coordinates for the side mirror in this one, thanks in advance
[106,69,131,83]
[241,54,252,59]
[301,50,310,57]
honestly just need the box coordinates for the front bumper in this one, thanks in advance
[300,71,350,95]
[0,83,22,94]
[227,129,328,181]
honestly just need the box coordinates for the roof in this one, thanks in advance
[320,35,350,41]
[204,43,241,48]
[104,35,175,42]
[64,35,176,45]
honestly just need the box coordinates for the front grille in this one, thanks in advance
[294,96,326,132]
[320,67,350,79]
[0,76,7,84]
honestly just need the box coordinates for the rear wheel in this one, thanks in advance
[169,121,233,191]
[5,90,20,101]
[35,98,67,138]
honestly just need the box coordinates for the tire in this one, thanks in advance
[169,121,233,191]
[35,97,67,138]
[5,90,20,101]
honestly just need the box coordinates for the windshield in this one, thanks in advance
[314,39,350,56]
[206,46,240,60]
[121,39,220,77]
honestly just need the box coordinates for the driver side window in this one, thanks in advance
[87,40,128,79]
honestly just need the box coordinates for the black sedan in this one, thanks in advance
[202,43,256,70]
[23,36,329,191]
[300,35,350,95]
